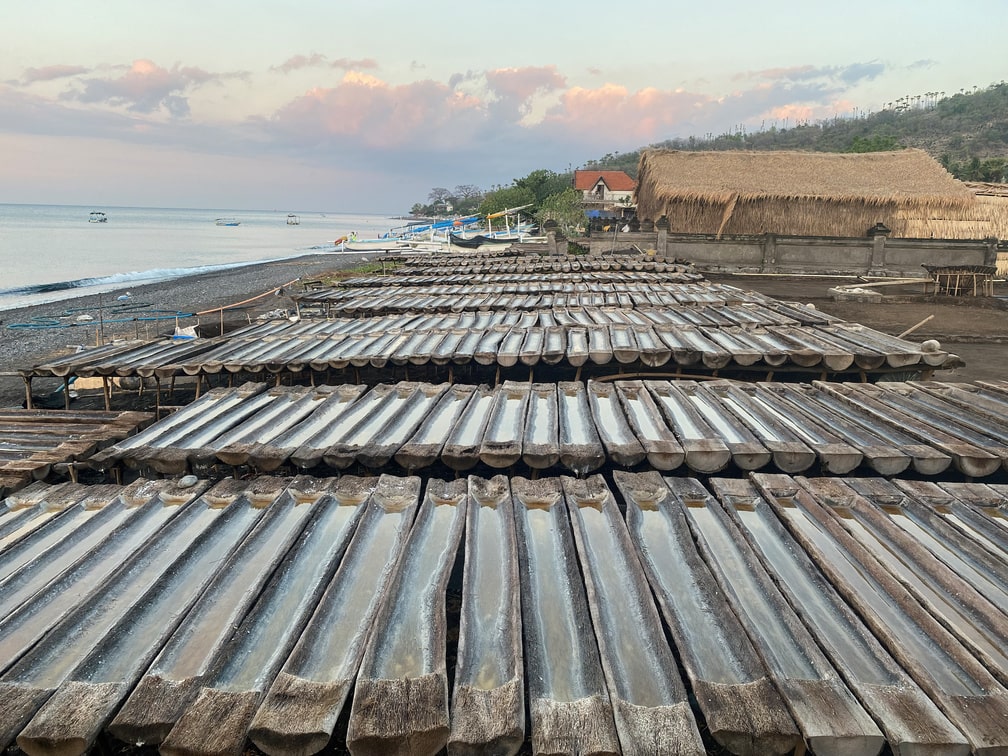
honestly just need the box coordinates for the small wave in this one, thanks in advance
[0,259,287,299]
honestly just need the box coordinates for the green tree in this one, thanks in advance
[845,134,903,152]
[535,188,586,234]
[514,169,569,207]
[478,186,536,217]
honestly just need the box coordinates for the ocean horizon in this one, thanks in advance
[0,203,399,311]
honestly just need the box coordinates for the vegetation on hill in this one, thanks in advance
[408,82,1007,221]
[584,82,1008,182]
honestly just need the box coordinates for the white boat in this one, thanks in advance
[88,211,107,223]
[286,214,300,225]
[215,217,240,226]
[341,238,412,253]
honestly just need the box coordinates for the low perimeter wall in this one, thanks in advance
[581,231,1000,278]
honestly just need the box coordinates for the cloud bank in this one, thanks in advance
[1,54,911,209]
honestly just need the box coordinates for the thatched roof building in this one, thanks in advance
[635,148,1004,239]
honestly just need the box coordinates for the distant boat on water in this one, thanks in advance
[88,211,107,223]
[286,214,300,225]
[215,217,241,226]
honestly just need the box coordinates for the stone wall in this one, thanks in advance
[584,230,999,277]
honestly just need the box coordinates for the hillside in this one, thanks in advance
[582,82,1008,182]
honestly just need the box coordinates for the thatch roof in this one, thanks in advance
[964,181,1008,198]
[635,149,996,239]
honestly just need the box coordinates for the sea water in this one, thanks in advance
[0,204,399,311]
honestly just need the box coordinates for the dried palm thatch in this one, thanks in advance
[894,191,1008,239]
[963,181,1008,198]
[635,149,998,239]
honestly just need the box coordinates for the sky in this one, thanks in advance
[2,0,1006,214]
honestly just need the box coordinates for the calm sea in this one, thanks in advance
[0,204,398,311]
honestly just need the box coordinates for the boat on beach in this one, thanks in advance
[286,214,300,225]
[445,233,516,249]
[342,238,412,253]
[215,217,241,227]
[88,211,107,223]
[336,214,482,253]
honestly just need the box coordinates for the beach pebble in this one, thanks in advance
[178,474,199,488]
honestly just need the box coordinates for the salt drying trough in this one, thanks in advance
[21,286,957,405]
[0,409,151,494]
[2,473,1008,755]
[86,379,1008,478]
[3,243,1008,755]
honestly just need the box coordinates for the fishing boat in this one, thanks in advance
[215,217,241,227]
[340,214,482,252]
[286,214,300,225]
[88,211,107,223]
[446,233,515,249]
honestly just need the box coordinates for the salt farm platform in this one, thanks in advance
[2,243,1007,756]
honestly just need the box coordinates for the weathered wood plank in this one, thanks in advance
[159,476,404,756]
[719,475,969,756]
[346,478,466,756]
[563,475,705,756]
[615,470,800,755]
[0,478,272,751]
[448,476,524,756]
[769,474,1008,754]
[107,477,361,747]
[246,475,420,756]
[664,476,885,756]
[19,478,320,756]
[511,476,620,756]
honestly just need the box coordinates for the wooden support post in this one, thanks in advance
[23,376,33,409]
[102,377,111,411]
[63,377,71,410]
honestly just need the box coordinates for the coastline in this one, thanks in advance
[0,252,373,408]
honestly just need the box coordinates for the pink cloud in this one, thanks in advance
[765,103,817,122]
[541,83,712,142]
[267,72,485,149]
[484,65,566,110]
[272,54,328,74]
[21,64,90,84]
[331,57,378,71]
[272,54,378,74]
[66,59,242,116]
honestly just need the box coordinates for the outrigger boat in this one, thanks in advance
[88,211,107,223]
[215,217,241,227]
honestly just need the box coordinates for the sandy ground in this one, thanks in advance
[2,265,1005,409]
[704,272,1008,384]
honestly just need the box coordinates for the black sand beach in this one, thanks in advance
[0,252,375,408]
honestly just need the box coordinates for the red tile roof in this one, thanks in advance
[574,170,636,192]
